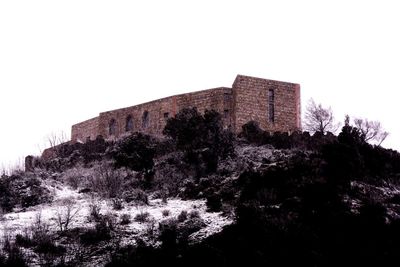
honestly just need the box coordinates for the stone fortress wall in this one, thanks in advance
[71,74,301,143]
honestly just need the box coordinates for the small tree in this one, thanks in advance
[47,131,67,148]
[303,98,340,134]
[163,108,234,173]
[163,107,205,152]
[55,198,80,232]
[109,133,155,174]
[353,118,389,146]
[163,108,233,157]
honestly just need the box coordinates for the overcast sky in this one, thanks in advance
[1,0,399,170]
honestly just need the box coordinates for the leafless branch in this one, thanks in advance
[55,198,80,232]
[353,118,389,146]
[303,98,340,134]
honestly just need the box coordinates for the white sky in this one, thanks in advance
[1,0,399,169]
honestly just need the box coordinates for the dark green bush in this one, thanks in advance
[163,108,234,175]
[0,176,16,212]
[109,133,155,174]
[120,214,131,225]
[134,212,150,223]
[241,121,265,144]
[177,210,188,222]
[206,194,222,212]
[80,215,114,245]
[122,189,149,205]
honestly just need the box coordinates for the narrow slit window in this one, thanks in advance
[268,89,275,123]
[224,93,231,102]
[224,109,229,119]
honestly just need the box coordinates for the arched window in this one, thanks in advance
[125,115,133,132]
[142,111,149,129]
[109,119,117,136]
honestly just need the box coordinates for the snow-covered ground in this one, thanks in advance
[0,180,233,245]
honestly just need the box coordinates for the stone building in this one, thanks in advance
[71,74,301,143]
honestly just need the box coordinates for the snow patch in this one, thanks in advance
[0,182,233,244]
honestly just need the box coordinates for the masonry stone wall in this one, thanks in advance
[70,75,301,143]
[232,75,301,133]
[71,117,99,143]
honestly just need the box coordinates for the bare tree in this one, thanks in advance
[55,198,80,232]
[47,131,68,149]
[303,98,340,134]
[353,118,389,146]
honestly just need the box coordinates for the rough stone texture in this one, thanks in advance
[232,75,301,133]
[71,117,99,143]
[70,75,301,143]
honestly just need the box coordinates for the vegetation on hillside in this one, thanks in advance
[1,107,400,266]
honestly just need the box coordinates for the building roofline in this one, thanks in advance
[100,86,232,115]
[234,74,300,87]
[71,116,99,127]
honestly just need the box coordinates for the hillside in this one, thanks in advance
[1,109,400,266]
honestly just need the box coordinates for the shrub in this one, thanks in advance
[163,107,205,152]
[163,108,234,175]
[120,214,131,225]
[241,120,265,144]
[0,175,51,211]
[162,209,170,217]
[146,218,157,238]
[90,164,124,198]
[177,210,188,222]
[134,211,150,223]
[112,198,123,210]
[158,218,178,249]
[189,210,200,219]
[63,169,82,189]
[0,176,16,212]
[1,241,29,267]
[206,194,222,212]
[122,189,149,205]
[178,217,207,244]
[15,232,34,248]
[80,215,114,245]
[109,133,155,173]
[89,202,102,222]
[55,198,80,232]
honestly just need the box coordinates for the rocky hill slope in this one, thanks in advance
[1,109,400,266]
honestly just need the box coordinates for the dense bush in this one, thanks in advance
[322,121,400,185]
[177,210,188,222]
[104,119,400,267]
[109,132,155,174]
[241,121,265,144]
[80,215,115,245]
[112,198,123,210]
[240,121,336,150]
[0,175,52,212]
[134,212,150,223]
[120,214,131,225]
[0,176,16,212]
[0,240,29,267]
[206,194,222,212]
[163,108,234,175]
[122,189,149,205]
[89,164,124,198]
